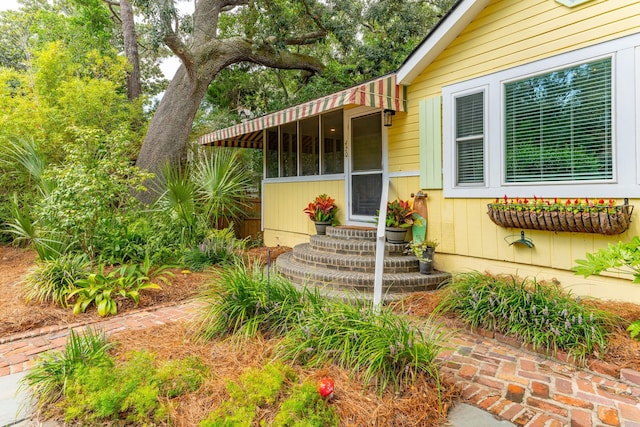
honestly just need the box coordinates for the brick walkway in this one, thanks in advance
[1,301,639,427]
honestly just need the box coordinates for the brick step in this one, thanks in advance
[325,225,378,240]
[292,244,418,273]
[309,234,407,256]
[276,252,450,295]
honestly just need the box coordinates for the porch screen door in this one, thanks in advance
[349,113,382,220]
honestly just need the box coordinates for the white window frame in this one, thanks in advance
[443,32,640,199]
[452,87,488,187]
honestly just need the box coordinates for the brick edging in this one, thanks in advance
[0,299,196,346]
[451,319,640,389]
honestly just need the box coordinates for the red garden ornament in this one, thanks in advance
[316,377,335,399]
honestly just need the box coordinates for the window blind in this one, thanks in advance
[504,58,612,183]
[455,91,484,184]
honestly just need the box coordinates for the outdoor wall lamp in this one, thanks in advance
[504,231,535,248]
[383,109,395,127]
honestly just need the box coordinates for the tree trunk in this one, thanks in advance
[135,65,210,204]
[120,0,142,100]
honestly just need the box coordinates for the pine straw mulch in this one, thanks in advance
[109,321,458,427]
[0,245,290,338]
[394,290,640,372]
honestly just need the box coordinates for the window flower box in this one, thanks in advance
[487,197,634,235]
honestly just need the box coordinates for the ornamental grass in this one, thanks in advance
[437,272,615,363]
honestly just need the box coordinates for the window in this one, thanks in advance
[442,33,639,199]
[504,58,612,183]
[455,91,485,185]
[322,110,344,174]
[265,109,344,179]
[300,116,319,176]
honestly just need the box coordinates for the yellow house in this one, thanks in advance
[200,0,640,303]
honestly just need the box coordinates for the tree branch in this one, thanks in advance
[264,30,327,47]
[218,37,325,75]
[164,32,195,73]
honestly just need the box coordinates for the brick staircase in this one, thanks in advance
[276,226,451,299]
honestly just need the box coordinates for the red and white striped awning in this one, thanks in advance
[198,74,406,149]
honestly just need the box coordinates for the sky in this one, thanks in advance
[0,0,20,12]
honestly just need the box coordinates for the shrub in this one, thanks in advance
[437,272,613,362]
[21,328,112,410]
[200,362,295,427]
[272,380,339,427]
[61,351,207,425]
[278,299,446,393]
[195,260,315,340]
[182,226,246,271]
[196,262,445,393]
[23,253,91,307]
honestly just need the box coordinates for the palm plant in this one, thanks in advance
[192,148,253,229]
[154,162,199,245]
[1,137,54,196]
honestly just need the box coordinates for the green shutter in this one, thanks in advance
[419,96,443,189]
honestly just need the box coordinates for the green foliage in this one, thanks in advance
[4,194,67,261]
[35,126,152,255]
[60,351,207,425]
[437,272,613,362]
[200,362,295,427]
[197,261,444,394]
[573,238,640,341]
[196,260,311,340]
[279,299,445,393]
[192,148,253,229]
[182,226,246,271]
[628,320,640,340]
[24,253,91,307]
[21,327,112,410]
[573,236,640,282]
[272,380,339,427]
[68,260,168,317]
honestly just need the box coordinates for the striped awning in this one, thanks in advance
[198,74,407,149]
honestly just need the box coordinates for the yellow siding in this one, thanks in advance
[391,0,640,173]
[385,0,640,300]
[263,180,345,247]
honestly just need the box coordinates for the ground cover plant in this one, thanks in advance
[437,272,613,363]
[23,328,207,425]
[196,261,448,395]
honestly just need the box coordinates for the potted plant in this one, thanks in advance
[383,199,415,243]
[304,193,338,235]
[409,239,439,274]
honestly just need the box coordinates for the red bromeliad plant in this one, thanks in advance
[304,194,338,223]
[384,199,416,228]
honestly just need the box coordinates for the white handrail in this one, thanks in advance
[373,178,390,310]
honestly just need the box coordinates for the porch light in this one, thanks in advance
[383,109,395,127]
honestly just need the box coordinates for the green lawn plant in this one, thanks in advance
[200,362,338,427]
[61,351,207,425]
[278,298,446,393]
[23,253,91,307]
[437,272,613,362]
[196,261,446,394]
[573,236,640,340]
[196,260,316,340]
[21,327,112,410]
[200,362,294,427]
[182,225,246,271]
